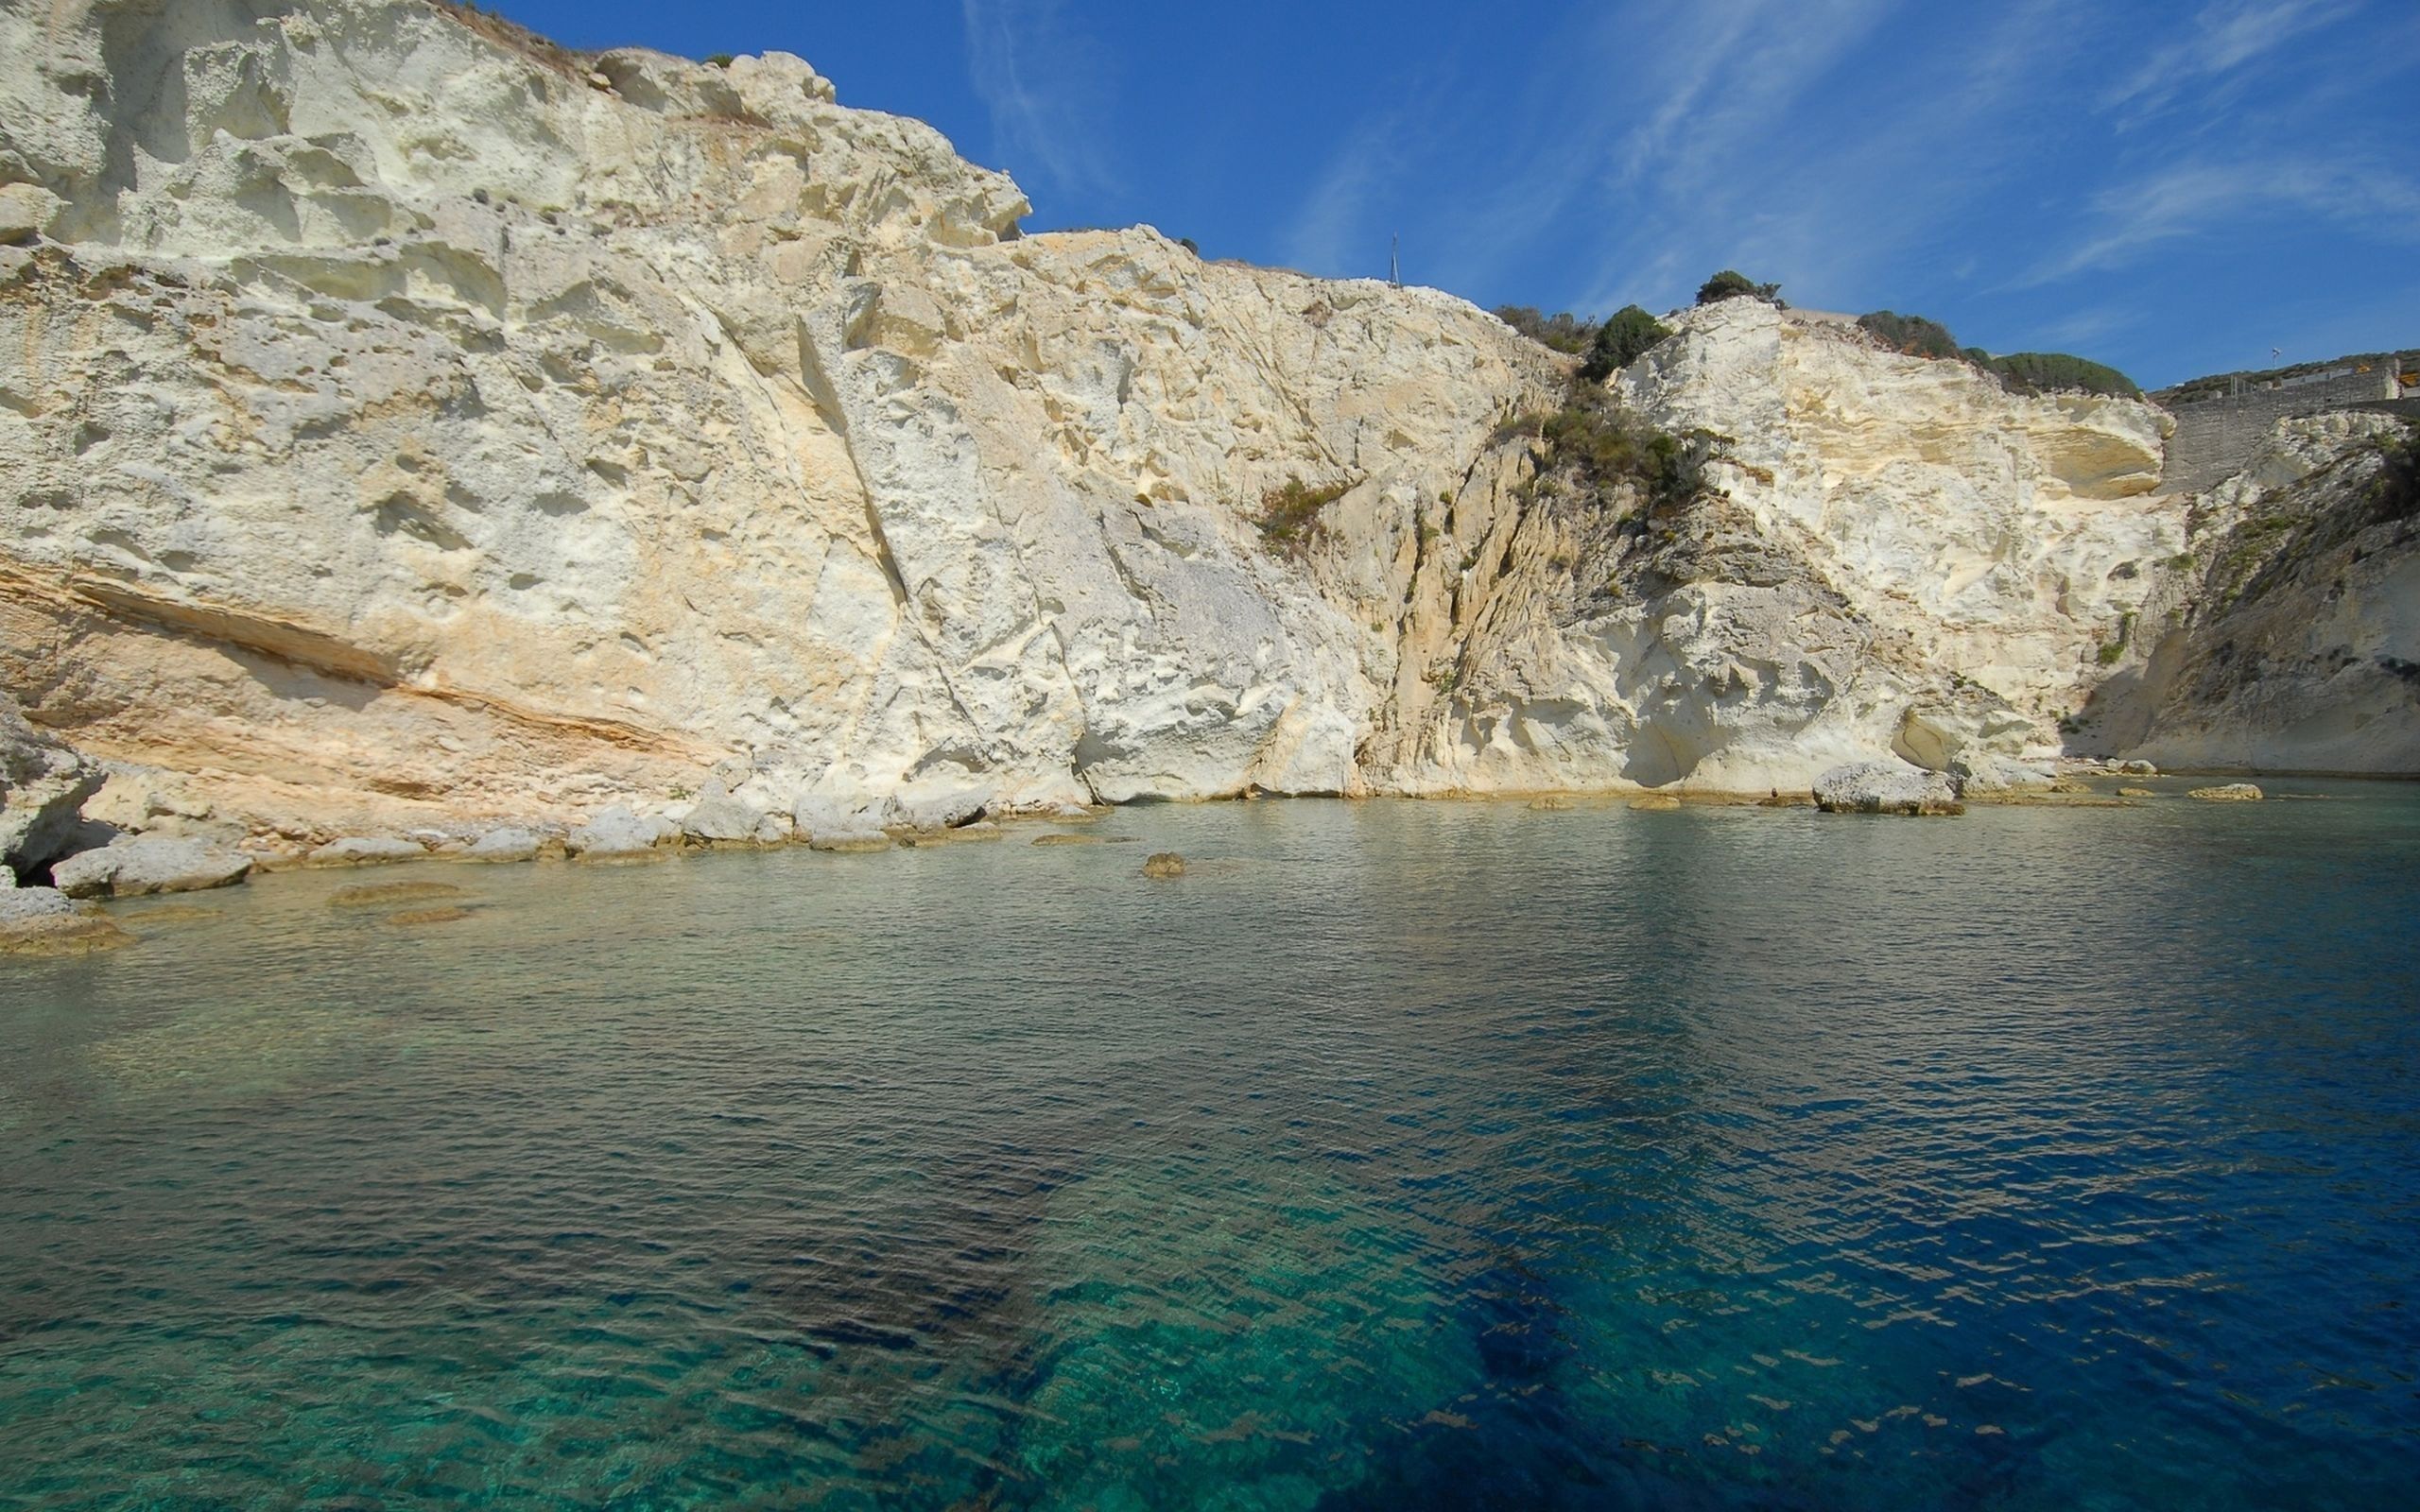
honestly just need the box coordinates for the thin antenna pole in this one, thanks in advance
[1391,233,1400,288]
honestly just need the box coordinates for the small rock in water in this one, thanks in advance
[1141,852,1186,879]
[385,906,473,926]
[1813,760,1962,816]
[1527,797,1573,812]
[808,830,892,853]
[1032,833,1102,846]
[2189,782,2263,802]
[1628,795,1682,811]
[898,821,1003,847]
[2118,786,2157,799]
[329,881,467,909]
[2116,760,2159,777]
[307,836,428,868]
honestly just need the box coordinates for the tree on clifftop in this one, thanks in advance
[1697,269,1783,307]
[1581,305,1673,382]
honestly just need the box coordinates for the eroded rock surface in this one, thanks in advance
[1,692,103,876]
[0,0,2407,833]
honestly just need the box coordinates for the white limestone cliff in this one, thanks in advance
[0,0,2406,848]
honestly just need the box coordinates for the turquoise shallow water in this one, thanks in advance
[3,781,2418,1510]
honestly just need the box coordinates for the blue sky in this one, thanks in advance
[485,0,2417,388]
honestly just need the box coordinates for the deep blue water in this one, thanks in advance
[2,781,2417,1510]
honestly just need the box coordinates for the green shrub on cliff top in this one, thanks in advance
[1581,305,1673,382]
[1979,352,2141,399]
[1696,269,1783,307]
[1857,310,1962,360]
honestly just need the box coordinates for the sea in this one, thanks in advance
[2,779,2415,1509]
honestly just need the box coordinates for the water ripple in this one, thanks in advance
[2,784,2417,1508]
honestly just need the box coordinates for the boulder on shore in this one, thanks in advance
[2189,782,2263,802]
[1,692,104,878]
[566,806,676,860]
[794,793,891,851]
[1813,760,1963,816]
[461,827,540,863]
[51,835,253,899]
[680,782,766,843]
[882,785,992,833]
[307,836,429,868]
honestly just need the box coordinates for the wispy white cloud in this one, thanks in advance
[2019,155,2420,286]
[959,0,1119,198]
[1279,115,1406,279]
[2100,0,2357,124]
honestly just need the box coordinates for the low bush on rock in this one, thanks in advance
[1492,306,1599,355]
[1497,384,1724,515]
[1256,475,1354,556]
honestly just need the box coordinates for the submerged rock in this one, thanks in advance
[307,836,429,868]
[1813,760,1964,816]
[1526,796,1574,812]
[2118,786,2157,799]
[2189,782,2264,802]
[386,906,474,926]
[1628,795,1683,811]
[0,887,132,955]
[329,881,467,909]
[52,836,253,899]
[1141,852,1186,879]
[897,821,1002,847]
[807,830,892,854]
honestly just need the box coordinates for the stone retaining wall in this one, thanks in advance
[2159,356,2412,493]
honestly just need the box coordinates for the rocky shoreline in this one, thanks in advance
[4,698,2300,959]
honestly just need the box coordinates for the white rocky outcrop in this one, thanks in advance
[0,690,104,876]
[1813,760,1962,816]
[566,805,674,859]
[50,835,253,898]
[0,0,2404,835]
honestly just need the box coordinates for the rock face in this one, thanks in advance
[2089,416,2418,774]
[0,0,2407,830]
[1,691,103,877]
[51,836,253,898]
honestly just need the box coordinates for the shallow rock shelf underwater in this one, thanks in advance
[3,782,2417,1509]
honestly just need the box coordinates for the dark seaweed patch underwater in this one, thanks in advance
[3,782,2416,1509]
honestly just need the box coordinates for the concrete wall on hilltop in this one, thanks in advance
[2160,357,2412,494]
